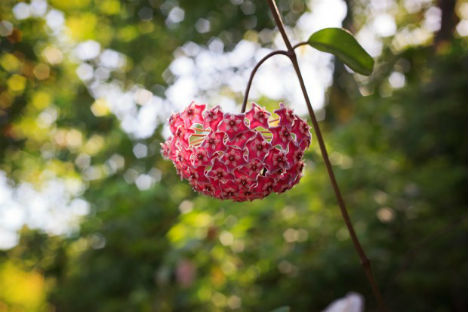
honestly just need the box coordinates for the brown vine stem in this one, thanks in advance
[262,0,389,310]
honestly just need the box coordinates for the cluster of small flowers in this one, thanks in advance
[161,102,311,201]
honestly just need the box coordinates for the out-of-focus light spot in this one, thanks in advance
[13,3,31,20]
[0,228,19,250]
[66,129,83,148]
[0,21,13,37]
[134,88,153,105]
[241,1,255,15]
[46,9,65,30]
[165,77,197,108]
[458,2,468,19]
[117,25,138,41]
[106,154,124,174]
[50,0,91,10]
[212,293,227,308]
[296,0,346,32]
[30,0,47,17]
[389,72,406,89]
[84,135,104,155]
[83,166,104,181]
[232,240,245,253]
[357,27,383,56]
[89,233,106,249]
[65,178,85,195]
[208,38,224,53]
[138,20,155,33]
[278,260,296,275]
[38,108,58,127]
[219,231,234,246]
[336,227,349,241]
[330,152,353,169]
[133,143,148,158]
[377,207,394,223]
[33,63,50,80]
[75,40,101,60]
[170,56,194,76]
[222,261,236,275]
[258,28,274,43]
[370,0,395,11]
[135,174,154,190]
[94,66,110,81]
[373,14,397,37]
[283,228,299,243]
[149,168,161,183]
[32,91,51,110]
[456,20,468,37]
[90,98,110,117]
[423,6,442,32]
[166,7,185,25]
[42,46,63,65]
[227,296,242,309]
[181,41,201,56]
[404,0,431,13]
[98,0,120,15]
[75,153,91,170]
[281,205,296,219]
[66,13,97,41]
[1,53,20,72]
[228,40,256,68]
[231,0,243,5]
[99,49,125,69]
[392,27,432,51]
[0,206,24,230]
[76,63,94,81]
[195,18,211,33]
[178,200,193,214]
[138,7,153,21]
[7,74,26,93]
[373,190,388,205]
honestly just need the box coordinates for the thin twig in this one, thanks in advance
[241,50,289,113]
[264,0,388,310]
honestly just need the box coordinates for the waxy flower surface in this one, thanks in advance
[161,102,311,201]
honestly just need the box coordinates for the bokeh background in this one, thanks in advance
[0,0,467,311]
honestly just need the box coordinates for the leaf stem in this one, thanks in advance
[262,0,388,310]
[293,41,308,50]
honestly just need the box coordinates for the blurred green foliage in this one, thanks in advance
[0,0,467,311]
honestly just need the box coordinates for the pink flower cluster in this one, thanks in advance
[161,102,311,201]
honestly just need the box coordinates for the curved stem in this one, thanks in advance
[264,0,388,311]
[293,41,308,50]
[241,50,289,113]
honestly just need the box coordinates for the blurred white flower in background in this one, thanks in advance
[323,292,364,312]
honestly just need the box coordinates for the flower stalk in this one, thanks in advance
[241,0,389,310]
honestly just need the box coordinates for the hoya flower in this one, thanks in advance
[161,102,311,202]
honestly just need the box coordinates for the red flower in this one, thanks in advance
[246,103,271,129]
[161,102,311,201]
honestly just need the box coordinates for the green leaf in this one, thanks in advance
[307,28,374,75]
[270,306,290,312]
